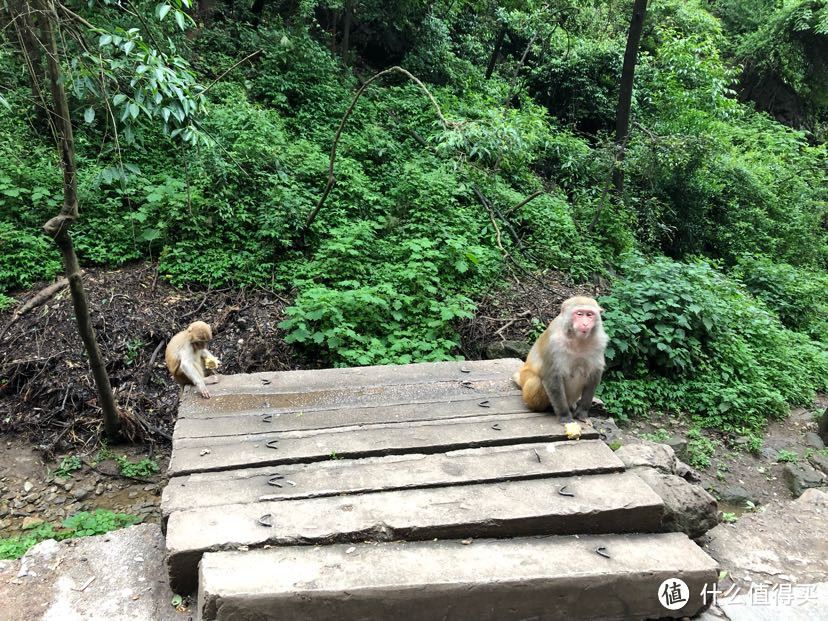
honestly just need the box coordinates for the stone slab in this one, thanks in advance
[178,376,520,419]
[197,532,718,621]
[162,440,624,521]
[181,359,522,406]
[166,471,664,592]
[168,413,598,475]
[174,394,530,437]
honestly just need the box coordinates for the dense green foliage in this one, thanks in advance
[0,0,826,434]
[599,254,828,433]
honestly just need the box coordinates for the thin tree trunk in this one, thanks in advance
[39,0,120,439]
[612,0,647,195]
[10,3,48,130]
[485,26,506,80]
[341,0,353,67]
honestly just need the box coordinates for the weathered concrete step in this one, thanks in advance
[175,394,529,437]
[198,532,718,621]
[166,471,663,592]
[162,440,624,523]
[183,358,521,404]
[168,413,599,475]
[179,376,520,419]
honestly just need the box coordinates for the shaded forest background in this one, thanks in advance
[0,0,826,446]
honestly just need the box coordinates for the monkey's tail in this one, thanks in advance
[515,367,550,411]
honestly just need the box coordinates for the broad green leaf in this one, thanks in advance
[84,107,95,123]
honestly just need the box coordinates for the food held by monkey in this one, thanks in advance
[513,296,607,423]
[165,320,220,399]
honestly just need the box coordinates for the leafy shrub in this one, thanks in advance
[599,254,828,432]
[734,254,828,342]
[279,221,492,366]
[686,428,717,469]
[0,222,62,292]
[115,455,160,478]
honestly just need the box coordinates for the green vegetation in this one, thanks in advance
[0,510,141,560]
[776,449,799,463]
[685,428,717,470]
[52,455,83,478]
[115,456,160,478]
[0,0,825,444]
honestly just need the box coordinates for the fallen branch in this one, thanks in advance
[142,340,165,387]
[0,277,69,340]
[506,190,543,216]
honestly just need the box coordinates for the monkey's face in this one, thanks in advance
[570,307,599,338]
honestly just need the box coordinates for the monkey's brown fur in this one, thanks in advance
[165,321,215,398]
[514,296,607,420]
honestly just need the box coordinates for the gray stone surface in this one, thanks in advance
[177,358,523,418]
[0,524,181,621]
[717,582,828,621]
[483,339,531,360]
[198,533,718,621]
[809,452,828,475]
[718,484,758,507]
[666,435,688,459]
[704,488,828,585]
[175,393,531,438]
[167,471,665,592]
[818,408,828,443]
[633,467,718,538]
[162,440,624,521]
[703,489,828,621]
[615,440,677,473]
[804,431,825,450]
[782,462,826,497]
[169,413,598,475]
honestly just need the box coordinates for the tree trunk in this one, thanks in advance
[341,0,353,67]
[39,0,120,439]
[485,26,506,80]
[250,0,266,28]
[612,0,647,195]
[10,3,48,131]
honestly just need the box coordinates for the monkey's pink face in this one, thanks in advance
[571,308,599,336]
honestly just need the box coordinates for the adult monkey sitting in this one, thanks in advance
[513,296,607,422]
[165,321,220,399]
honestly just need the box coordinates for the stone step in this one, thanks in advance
[197,532,718,621]
[166,470,663,592]
[174,393,531,437]
[168,413,599,475]
[180,359,522,411]
[162,440,624,524]
[179,376,520,419]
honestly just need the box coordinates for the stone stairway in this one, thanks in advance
[161,359,718,620]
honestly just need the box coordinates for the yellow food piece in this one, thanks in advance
[564,421,582,440]
[203,354,220,370]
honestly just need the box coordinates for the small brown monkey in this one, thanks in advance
[165,321,219,399]
[513,296,607,422]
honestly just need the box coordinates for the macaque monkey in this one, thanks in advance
[165,321,220,399]
[513,296,607,423]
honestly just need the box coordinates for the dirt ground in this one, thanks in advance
[0,262,825,540]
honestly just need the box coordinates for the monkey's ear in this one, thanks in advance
[598,306,605,314]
